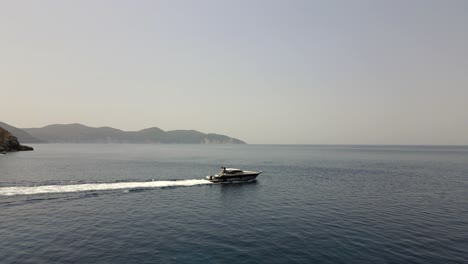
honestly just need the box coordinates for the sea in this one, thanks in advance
[1,144,467,264]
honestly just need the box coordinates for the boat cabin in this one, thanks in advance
[219,168,243,175]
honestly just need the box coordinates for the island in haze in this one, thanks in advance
[0,121,245,144]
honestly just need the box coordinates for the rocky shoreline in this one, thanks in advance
[0,127,34,153]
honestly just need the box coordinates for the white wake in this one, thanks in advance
[0,179,212,196]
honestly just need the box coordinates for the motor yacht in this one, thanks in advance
[206,167,262,183]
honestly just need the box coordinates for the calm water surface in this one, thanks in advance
[1,144,467,263]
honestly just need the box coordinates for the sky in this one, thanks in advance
[1,0,467,144]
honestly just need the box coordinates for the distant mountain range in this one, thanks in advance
[0,122,43,143]
[0,122,245,144]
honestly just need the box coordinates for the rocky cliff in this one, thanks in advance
[0,127,34,152]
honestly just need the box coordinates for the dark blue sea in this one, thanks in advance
[1,144,467,264]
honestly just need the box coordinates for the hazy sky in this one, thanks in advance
[1,0,467,144]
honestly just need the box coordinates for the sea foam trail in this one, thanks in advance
[0,179,212,196]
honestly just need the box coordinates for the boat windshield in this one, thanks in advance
[219,168,243,174]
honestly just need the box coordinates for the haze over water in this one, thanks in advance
[1,144,467,263]
[1,0,468,145]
